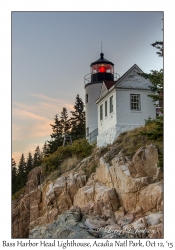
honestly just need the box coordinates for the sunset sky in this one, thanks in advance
[12,11,164,164]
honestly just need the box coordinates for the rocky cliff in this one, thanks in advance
[12,144,163,239]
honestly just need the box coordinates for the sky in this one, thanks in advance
[12,11,163,164]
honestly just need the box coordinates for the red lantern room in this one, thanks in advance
[90,53,114,82]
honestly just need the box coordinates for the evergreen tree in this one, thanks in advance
[70,94,85,140]
[60,107,70,135]
[18,153,27,188]
[26,152,33,175]
[139,41,163,113]
[47,114,63,153]
[12,158,18,194]
[33,146,42,168]
[42,141,49,157]
[139,40,163,169]
[140,41,163,116]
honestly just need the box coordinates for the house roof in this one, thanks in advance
[95,64,153,104]
[103,80,117,90]
[114,64,153,90]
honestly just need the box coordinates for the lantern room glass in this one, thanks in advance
[91,64,114,74]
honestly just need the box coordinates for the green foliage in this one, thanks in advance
[12,187,25,201]
[12,158,19,195]
[151,41,163,57]
[42,141,49,157]
[33,146,42,168]
[135,40,163,169]
[141,116,163,141]
[17,153,27,188]
[47,94,86,154]
[47,114,64,154]
[26,152,33,175]
[60,107,70,134]
[42,139,93,175]
[70,94,86,140]
[139,41,163,113]
[106,123,163,170]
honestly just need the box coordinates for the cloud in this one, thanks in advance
[12,142,45,165]
[29,93,74,111]
[12,107,52,140]
[12,92,75,163]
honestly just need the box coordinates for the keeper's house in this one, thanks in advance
[95,64,156,147]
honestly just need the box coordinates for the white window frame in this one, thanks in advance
[130,94,141,111]
[100,104,103,121]
[105,100,107,117]
[110,95,113,113]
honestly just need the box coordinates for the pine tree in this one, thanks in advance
[60,107,70,135]
[139,41,163,113]
[26,152,33,175]
[70,94,85,140]
[33,146,42,168]
[12,158,19,194]
[139,40,163,169]
[47,114,63,153]
[42,141,49,157]
[18,153,27,188]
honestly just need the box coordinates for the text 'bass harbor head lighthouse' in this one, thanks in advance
[84,52,119,143]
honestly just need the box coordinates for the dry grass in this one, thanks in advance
[44,156,80,182]
[60,156,80,172]
[44,169,62,182]
[104,124,163,166]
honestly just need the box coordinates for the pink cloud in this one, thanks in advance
[12,142,45,165]
[12,93,75,163]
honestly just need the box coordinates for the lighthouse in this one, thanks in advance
[84,52,119,143]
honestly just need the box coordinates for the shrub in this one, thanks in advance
[12,187,25,201]
[42,139,94,175]
[60,156,80,173]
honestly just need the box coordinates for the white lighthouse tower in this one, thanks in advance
[84,52,119,143]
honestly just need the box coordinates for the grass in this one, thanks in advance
[12,187,25,201]
[104,122,163,169]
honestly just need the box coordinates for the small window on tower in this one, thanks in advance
[86,94,88,103]
[86,127,89,136]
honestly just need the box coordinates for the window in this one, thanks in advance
[110,96,113,113]
[100,104,103,121]
[86,127,89,136]
[105,100,107,117]
[130,94,141,111]
[86,94,88,103]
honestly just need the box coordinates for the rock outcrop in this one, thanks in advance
[12,144,163,238]
[12,170,87,238]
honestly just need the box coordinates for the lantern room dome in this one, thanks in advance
[84,52,119,85]
[90,53,114,66]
